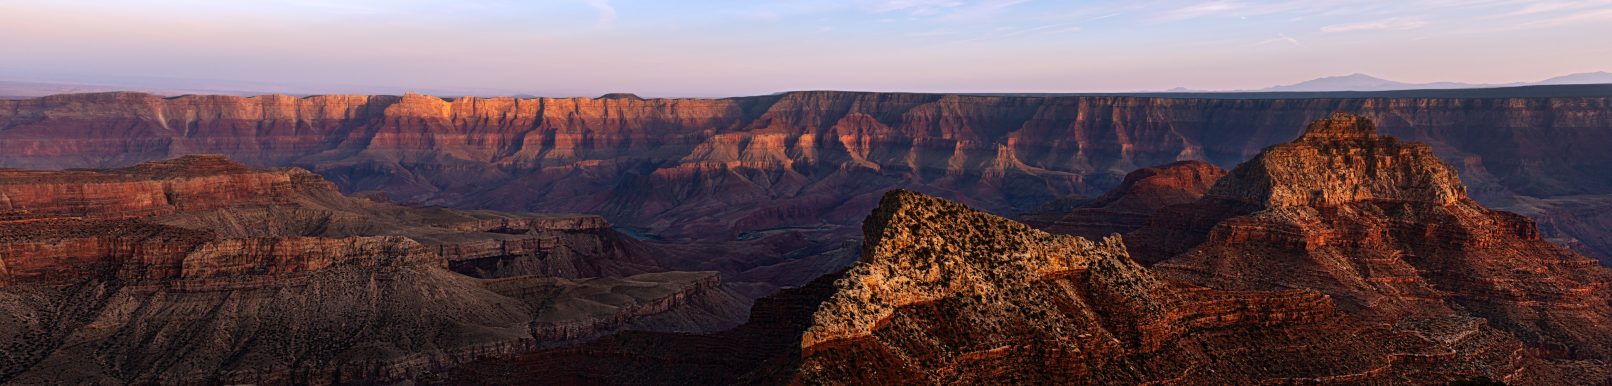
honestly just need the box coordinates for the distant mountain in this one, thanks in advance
[1262,73,1427,92]
[1253,71,1612,92]
[1534,71,1612,85]
[0,80,264,99]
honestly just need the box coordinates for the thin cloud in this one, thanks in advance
[1258,33,1301,46]
[869,0,965,15]
[1155,1,1247,22]
[1505,0,1612,16]
[906,30,959,37]
[936,0,1033,21]
[1321,17,1428,33]
[584,0,616,27]
[1513,8,1612,28]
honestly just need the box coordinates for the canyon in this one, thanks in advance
[445,114,1612,385]
[4,90,1612,384]
[0,156,749,385]
[5,91,1612,266]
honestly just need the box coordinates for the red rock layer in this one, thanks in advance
[0,155,313,221]
[1132,114,1612,379]
[1020,160,1226,239]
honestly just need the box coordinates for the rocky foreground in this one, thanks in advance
[448,114,1612,385]
[0,156,749,385]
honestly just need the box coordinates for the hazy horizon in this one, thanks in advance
[4,0,1611,97]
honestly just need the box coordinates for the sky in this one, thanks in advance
[2,0,1611,97]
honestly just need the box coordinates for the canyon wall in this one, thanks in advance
[5,91,1611,254]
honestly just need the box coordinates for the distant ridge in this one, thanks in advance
[7,71,1612,99]
[1254,71,1612,92]
[968,83,1612,99]
[14,83,1612,104]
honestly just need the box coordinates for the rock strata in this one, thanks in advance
[8,91,1612,249]
[0,156,747,385]
[9,90,1612,287]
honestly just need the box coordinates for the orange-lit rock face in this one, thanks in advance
[1210,113,1466,209]
[1134,114,1612,369]
[0,155,308,221]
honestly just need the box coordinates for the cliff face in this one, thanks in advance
[5,92,1612,252]
[0,156,748,385]
[0,154,667,282]
[1134,114,1612,369]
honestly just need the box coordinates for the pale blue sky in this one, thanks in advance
[2,0,1610,96]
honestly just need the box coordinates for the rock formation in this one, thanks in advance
[1132,113,1612,378]
[5,91,1612,383]
[793,190,1570,384]
[0,154,665,281]
[443,115,1612,385]
[1020,160,1226,239]
[448,188,1609,384]
[0,156,748,385]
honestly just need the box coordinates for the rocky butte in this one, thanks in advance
[0,155,750,385]
[445,114,1612,385]
[1019,160,1227,239]
[1132,113,1612,367]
